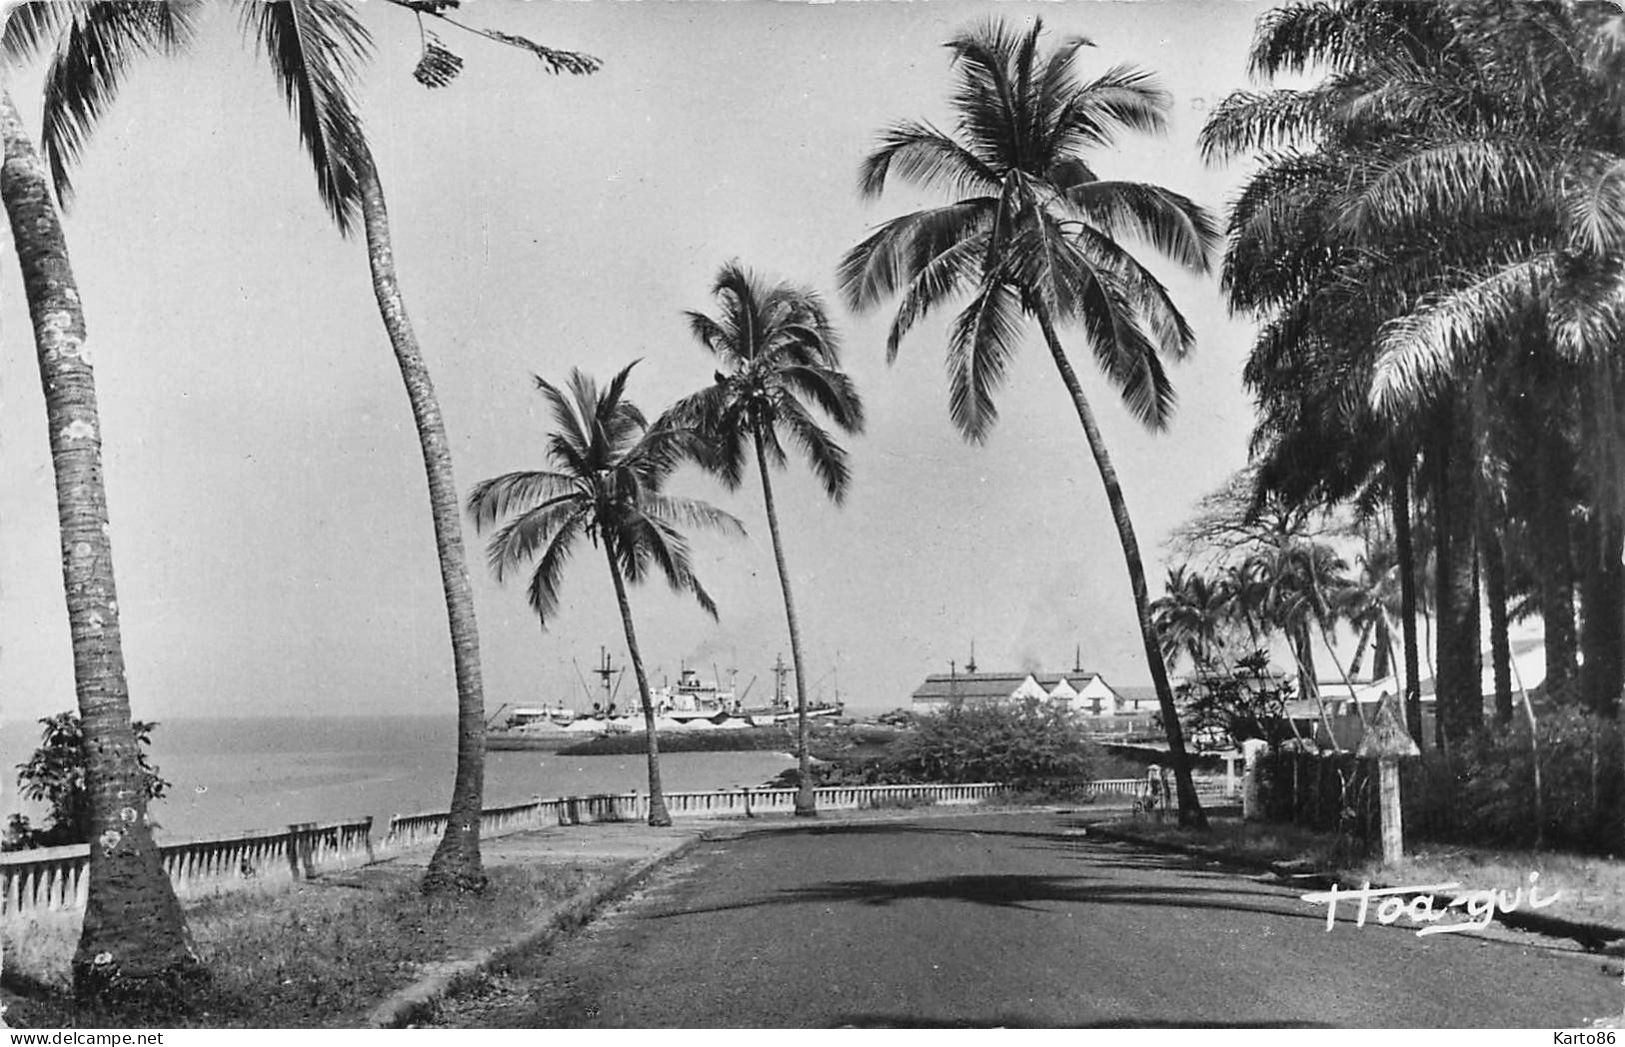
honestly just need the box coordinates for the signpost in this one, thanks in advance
[1355,694,1421,863]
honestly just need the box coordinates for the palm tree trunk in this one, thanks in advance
[358,159,488,894]
[1578,512,1625,718]
[1480,516,1514,728]
[754,435,817,816]
[0,88,203,1006]
[1035,310,1205,829]
[1433,398,1482,747]
[1348,621,1372,679]
[605,542,671,826]
[1536,429,1579,705]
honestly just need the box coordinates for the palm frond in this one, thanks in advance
[945,278,1024,443]
[1054,63,1169,151]
[34,1,202,205]
[642,493,746,538]
[1072,267,1175,431]
[774,397,852,503]
[1063,179,1219,273]
[1563,155,1625,256]
[879,226,989,362]
[523,511,587,626]
[1369,254,1557,416]
[240,0,372,236]
[1198,88,1333,163]
[778,362,866,434]
[487,497,584,583]
[1335,138,1560,239]
[858,119,1000,199]
[838,200,995,315]
[1549,262,1625,359]
[465,470,578,531]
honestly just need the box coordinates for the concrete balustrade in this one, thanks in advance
[1,777,1233,918]
[0,817,376,917]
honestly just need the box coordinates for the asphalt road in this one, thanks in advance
[436,811,1625,1028]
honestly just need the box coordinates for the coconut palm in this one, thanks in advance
[1149,565,1232,673]
[670,262,864,817]
[840,17,1219,827]
[468,364,744,827]
[20,0,602,893]
[0,1,205,1005]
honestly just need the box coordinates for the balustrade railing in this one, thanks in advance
[3,776,1211,918]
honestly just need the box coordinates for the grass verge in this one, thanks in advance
[1,860,608,1028]
[1099,814,1625,932]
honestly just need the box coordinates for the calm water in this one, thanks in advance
[0,716,797,842]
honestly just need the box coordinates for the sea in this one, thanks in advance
[0,716,798,843]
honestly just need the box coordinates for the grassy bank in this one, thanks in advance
[1,860,609,1028]
[1098,815,1625,933]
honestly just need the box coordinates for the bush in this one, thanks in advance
[885,698,1094,789]
[4,713,169,851]
[1256,708,1625,854]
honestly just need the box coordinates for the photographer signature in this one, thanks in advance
[1301,872,1560,936]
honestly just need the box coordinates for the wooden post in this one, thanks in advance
[1241,739,1268,821]
[1356,694,1421,865]
[1378,757,1403,864]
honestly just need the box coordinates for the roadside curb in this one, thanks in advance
[363,830,708,1029]
[1083,821,1625,954]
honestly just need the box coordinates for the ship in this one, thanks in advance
[483,651,844,750]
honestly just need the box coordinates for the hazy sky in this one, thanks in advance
[0,0,1270,724]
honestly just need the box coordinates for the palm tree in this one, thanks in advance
[468,364,743,827]
[670,262,864,817]
[0,2,205,1005]
[1149,565,1231,673]
[21,0,602,893]
[839,17,1219,827]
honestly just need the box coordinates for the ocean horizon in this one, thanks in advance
[0,714,798,843]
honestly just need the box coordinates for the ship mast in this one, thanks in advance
[772,653,793,710]
[593,646,619,716]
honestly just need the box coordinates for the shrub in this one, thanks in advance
[4,713,170,850]
[884,698,1094,789]
[1257,708,1624,854]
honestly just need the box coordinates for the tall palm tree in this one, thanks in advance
[0,1,205,1005]
[839,17,1219,827]
[23,0,601,893]
[670,262,864,817]
[468,365,743,827]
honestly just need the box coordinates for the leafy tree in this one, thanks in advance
[1175,650,1297,753]
[839,16,1218,828]
[670,261,865,817]
[468,364,743,826]
[4,714,170,852]
[890,697,1094,789]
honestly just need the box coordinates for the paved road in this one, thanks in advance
[437,811,1624,1028]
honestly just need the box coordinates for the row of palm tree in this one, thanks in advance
[1197,0,1625,776]
[473,18,1226,833]
[466,262,866,827]
[1151,505,1406,751]
[5,5,1234,1008]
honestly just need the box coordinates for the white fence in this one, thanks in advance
[2,776,1235,918]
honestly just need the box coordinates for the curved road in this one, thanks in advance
[436,811,1624,1028]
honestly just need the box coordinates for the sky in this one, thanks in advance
[0,0,1272,724]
